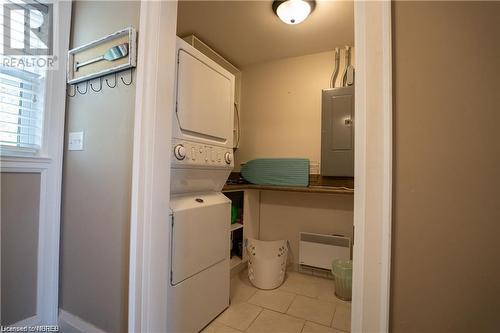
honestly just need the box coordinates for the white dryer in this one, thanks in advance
[168,37,235,333]
[173,37,234,149]
[171,37,235,194]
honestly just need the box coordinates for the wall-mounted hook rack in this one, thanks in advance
[106,73,117,88]
[67,68,134,97]
[90,77,102,92]
[76,81,88,95]
[67,26,137,85]
[67,85,76,97]
[120,68,133,86]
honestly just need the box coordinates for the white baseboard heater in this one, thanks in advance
[299,232,351,271]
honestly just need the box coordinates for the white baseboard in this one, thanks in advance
[58,310,107,333]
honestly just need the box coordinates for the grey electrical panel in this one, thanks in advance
[321,87,354,177]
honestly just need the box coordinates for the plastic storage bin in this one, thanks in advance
[246,238,288,289]
[332,259,353,301]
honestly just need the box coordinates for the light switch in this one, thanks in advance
[68,131,84,151]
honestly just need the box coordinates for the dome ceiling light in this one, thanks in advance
[272,0,316,25]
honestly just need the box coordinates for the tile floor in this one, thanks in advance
[203,270,351,333]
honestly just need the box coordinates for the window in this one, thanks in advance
[0,0,47,155]
[0,66,45,153]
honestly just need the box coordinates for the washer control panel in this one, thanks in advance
[171,139,234,168]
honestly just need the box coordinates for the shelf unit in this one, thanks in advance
[224,190,244,266]
[223,189,260,273]
[230,222,244,232]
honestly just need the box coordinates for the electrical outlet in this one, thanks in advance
[68,131,84,151]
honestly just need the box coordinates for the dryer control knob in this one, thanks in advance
[174,144,186,160]
[224,152,232,164]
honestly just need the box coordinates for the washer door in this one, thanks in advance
[170,193,230,285]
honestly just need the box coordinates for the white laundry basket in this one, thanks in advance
[246,238,288,290]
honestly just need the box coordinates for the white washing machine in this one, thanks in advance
[168,37,235,333]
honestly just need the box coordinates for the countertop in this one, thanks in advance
[223,176,354,195]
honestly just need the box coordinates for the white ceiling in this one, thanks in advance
[177,0,354,68]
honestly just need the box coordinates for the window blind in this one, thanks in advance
[0,0,47,153]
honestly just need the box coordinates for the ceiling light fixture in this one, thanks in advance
[272,0,316,25]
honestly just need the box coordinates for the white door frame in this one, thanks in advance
[352,1,392,332]
[127,1,178,332]
[128,1,393,332]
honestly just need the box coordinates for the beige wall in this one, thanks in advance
[235,51,337,171]
[391,2,500,332]
[59,2,139,332]
[259,191,353,267]
[1,173,40,326]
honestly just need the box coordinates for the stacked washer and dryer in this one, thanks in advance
[167,38,235,332]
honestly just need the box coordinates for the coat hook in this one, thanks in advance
[105,73,117,88]
[120,68,133,86]
[90,77,102,92]
[67,84,76,97]
[76,81,88,95]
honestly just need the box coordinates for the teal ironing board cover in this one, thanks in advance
[241,158,309,187]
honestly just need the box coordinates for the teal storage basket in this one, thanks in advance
[241,158,309,187]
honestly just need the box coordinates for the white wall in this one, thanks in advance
[259,191,353,267]
[235,51,334,171]
[235,51,355,267]
[235,49,354,171]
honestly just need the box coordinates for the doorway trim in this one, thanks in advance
[128,0,393,331]
[351,1,393,332]
[127,1,178,332]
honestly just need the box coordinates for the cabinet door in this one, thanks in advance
[321,87,355,177]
